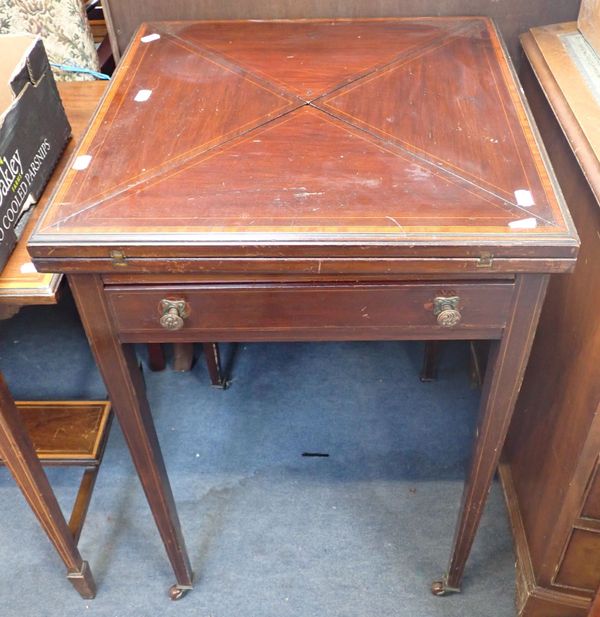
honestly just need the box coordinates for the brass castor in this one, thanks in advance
[168,585,190,601]
[431,580,447,596]
[431,579,460,597]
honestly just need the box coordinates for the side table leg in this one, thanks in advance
[69,275,193,598]
[432,273,549,595]
[0,373,95,598]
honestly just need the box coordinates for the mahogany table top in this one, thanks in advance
[29,18,578,270]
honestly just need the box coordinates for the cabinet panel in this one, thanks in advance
[582,464,600,520]
[556,530,600,592]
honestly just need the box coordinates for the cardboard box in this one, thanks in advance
[0,35,71,271]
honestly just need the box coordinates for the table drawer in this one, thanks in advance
[105,282,514,342]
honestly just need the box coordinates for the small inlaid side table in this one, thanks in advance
[0,82,108,598]
[0,82,106,312]
[29,18,579,600]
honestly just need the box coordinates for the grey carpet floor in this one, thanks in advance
[0,290,516,616]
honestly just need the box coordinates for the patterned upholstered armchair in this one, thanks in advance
[0,0,99,81]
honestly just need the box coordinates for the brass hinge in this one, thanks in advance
[476,252,493,268]
[110,249,127,267]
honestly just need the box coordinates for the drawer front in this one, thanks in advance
[106,282,514,342]
[555,529,600,592]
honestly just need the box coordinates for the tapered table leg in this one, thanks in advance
[203,343,226,388]
[432,273,550,596]
[173,343,194,372]
[147,343,166,371]
[69,275,193,599]
[420,341,440,382]
[0,373,95,598]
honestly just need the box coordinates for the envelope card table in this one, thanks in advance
[28,18,579,600]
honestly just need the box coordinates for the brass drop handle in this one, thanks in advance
[159,299,190,331]
[433,296,461,327]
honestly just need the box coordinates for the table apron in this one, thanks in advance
[105,281,514,342]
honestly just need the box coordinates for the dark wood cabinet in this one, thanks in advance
[501,21,600,617]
